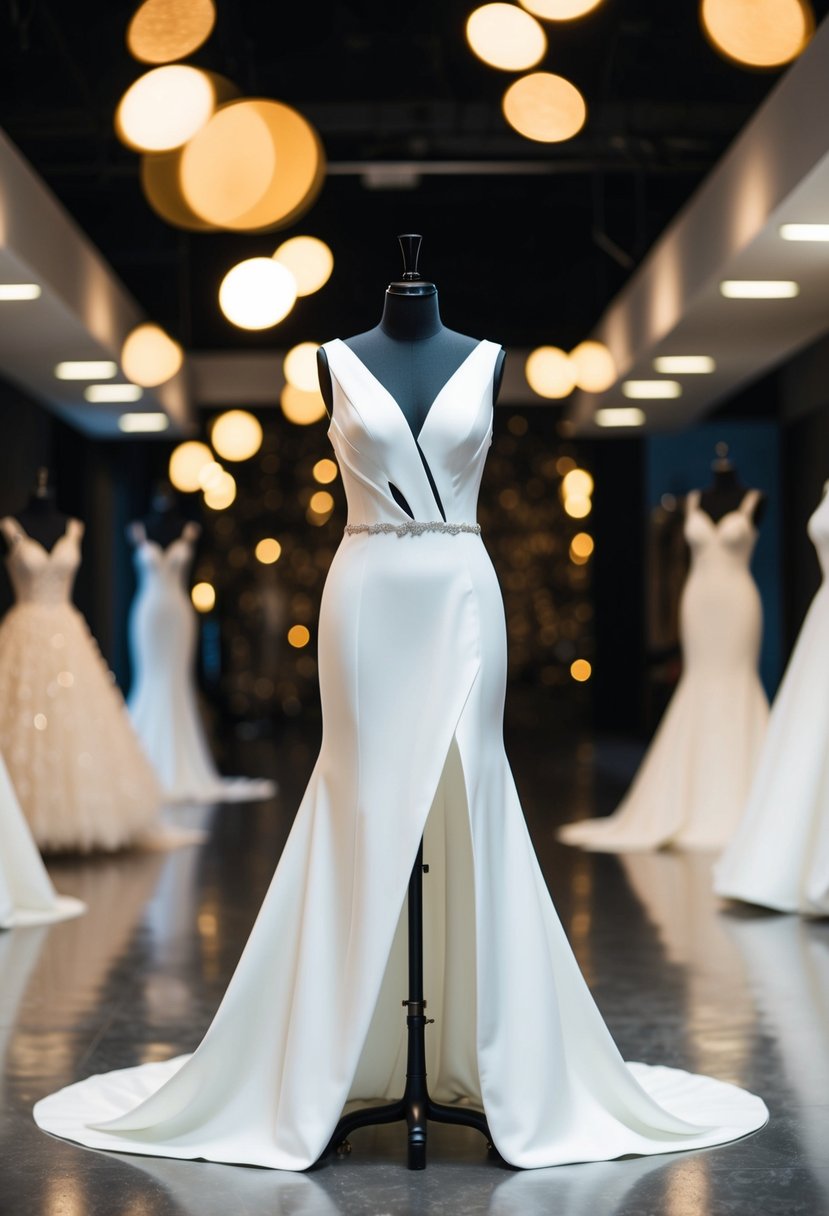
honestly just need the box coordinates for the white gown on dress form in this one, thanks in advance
[127,523,275,804]
[34,339,766,1168]
[715,485,829,913]
[0,517,163,853]
[0,750,85,928]
[559,489,769,853]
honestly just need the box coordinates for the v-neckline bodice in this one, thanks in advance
[332,338,488,443]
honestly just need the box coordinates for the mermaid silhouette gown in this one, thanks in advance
[128,523,275,803]
[0,517,163,853]
[716,485,829,913]
[34,340,766,1168]
[559,489,769,853]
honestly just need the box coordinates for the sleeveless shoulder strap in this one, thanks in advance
[181,521,200,544]
[67,518,85,541]
[739,489,762,519]
[685,488,701,516]
[0,516,23,545]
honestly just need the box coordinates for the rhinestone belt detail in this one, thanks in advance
[344,521,481,538]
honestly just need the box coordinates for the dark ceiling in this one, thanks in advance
[2,0,827,354]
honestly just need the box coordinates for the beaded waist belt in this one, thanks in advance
[344,521,481,538]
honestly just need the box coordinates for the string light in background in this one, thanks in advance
[121,322,183,387]
[116,66,215,152]
[525,346,576,398]
[700,0,814,68]
[281,384,327,425]
[287,625,311,648]
[127,0,216,64]
[312,459,338,484]
[191,581,216,612]
[283,342,321,392]
[570,658,592,682]
[273,237,334,296]
[203,469,237,511]
[219,258,297,330]
[466,4,547,71]
[168,440,214,492]
[561,466,594,519]
[502,72,587,142]
[255,538,282,564]
[569,532,594,564]
[570,340,616,392]
[211,410,263,461]
[197,460,224,491]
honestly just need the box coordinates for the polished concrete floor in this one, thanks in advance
[2,693,828,1216]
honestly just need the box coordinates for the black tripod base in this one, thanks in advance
[326,1093,492,1171]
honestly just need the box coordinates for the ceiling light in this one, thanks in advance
[701,0,814,69]
[127,0,216,65]
[653,355,716,374]
[779,223,829,241]
[520,0,603,18]
[168,440,214,492]
[273,237,333,296]
[115,65,215,152]
[55,360,117,380]
[283,342,321,392]
[720,279,799,298]
[502,72,587,143]
[466,4,547,72]
[211,409,263,461]
[0,283,41,300]
[118,412,169,432]
[121,323,183,387]
[595,407,646,427]
[525,346,576,398]
[219,258,297,330]
[570,340,616,392]
[622,380,681,399]
[280,384,327,425]
[84,384,144,402]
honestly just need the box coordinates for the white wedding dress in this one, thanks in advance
[0,517,163,852]
[128,522,275,803]
[0,751,85,928]
[34,339,766,1169]
[559,489,769,852]
[715,486,829,913]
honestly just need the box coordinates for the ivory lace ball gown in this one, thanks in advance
[0,517,163,853]
[34,339,766,1168]
[559,489,769,853]
[127,523,275,803]
[0,751,85,928]
[715,486,829,913]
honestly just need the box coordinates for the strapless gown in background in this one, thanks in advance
[128,523,275,803]
[559,489,769,853]
[34,340,766,1169]
[716,487,829,913]
[0,518,163,853]
[0,751,85,927]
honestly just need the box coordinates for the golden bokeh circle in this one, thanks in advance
[127,0,216,65]
[502,72,587,143]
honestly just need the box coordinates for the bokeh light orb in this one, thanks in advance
[283,342,321,392]
[525,346,576,398]
[191,581,215,612]
[288,624,311,648]
[255,538,282,564]
[203,469,237,510]
[198,460,224,491]
[570,658,592,682]
[313,458,338,484]
[562,467,594,498]
[281,384,328,425]
[701,0,813,68]
[502,72,587,142]
[211,409,263,461]
[127,0,216,65]
[309,490,334,515]
[121,322,183,387]
[520,0,603,19]
[563,496,592,519]
[168,440,213,492]
[116,66,215,152]
[466,4,547,71]
[274,237,333,297]
[219,258,297,330]
[570,340,616,392]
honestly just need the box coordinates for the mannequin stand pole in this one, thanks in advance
[324,839,492,1170]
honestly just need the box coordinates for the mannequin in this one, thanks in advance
[696,443,766,526]
[7,468,70,552]
[317,234,506,480]
[128,481,195,550]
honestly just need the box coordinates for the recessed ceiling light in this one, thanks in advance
[622,380,681,399]
[54,361,118,380]
[595,407,646,427]
[653,355,715,374]
[720,280,799,298]
[0,283,41,300]
[118,412,169,432]
[84,384,144,402]
[779,223,829,241]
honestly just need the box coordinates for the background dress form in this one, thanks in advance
[715,486,829,912]
[0,517,163,853]
[34,341,766,1169]
[0,751,85,927]
[559,489,769,853]
[128,523,274,803]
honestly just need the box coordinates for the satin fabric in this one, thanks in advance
[34,339,766,1167]
[716,487,829,912]
[559,490,769,853]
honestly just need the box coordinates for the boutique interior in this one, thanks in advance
[1,3,829,1214]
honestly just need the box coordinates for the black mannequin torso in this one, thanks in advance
[6,469,70,553]
[129,483,193,549]
[695,450,766,526]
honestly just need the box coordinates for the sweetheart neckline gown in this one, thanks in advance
[127,523,276,804]
[559,490,769,853]
[715,486,829,913]
[34,340,766,1168]
[0,518,164,853]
